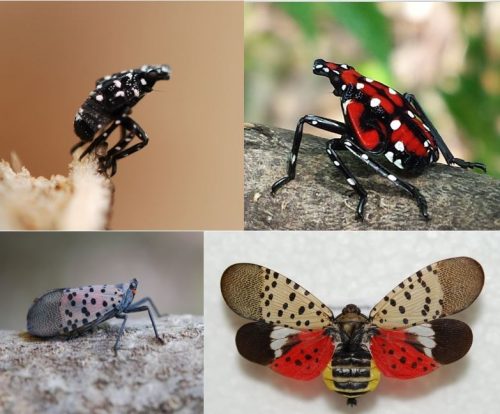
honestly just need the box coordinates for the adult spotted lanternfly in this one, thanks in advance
[221,257,483,406]
[272,60,486,220]
[27,279,164,353]
[72,65,171,176]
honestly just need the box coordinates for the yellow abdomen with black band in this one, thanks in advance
[323,354,381,402]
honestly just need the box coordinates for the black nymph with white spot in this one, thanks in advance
[72,65,170,176]
[27,279,164,353]
[272,59,486,220]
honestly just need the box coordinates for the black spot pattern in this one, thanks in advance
[59,283,126,334]
[369,261,448,328]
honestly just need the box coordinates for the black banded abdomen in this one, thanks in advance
[323,350,380,399]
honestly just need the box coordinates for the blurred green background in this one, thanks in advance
[0,232,203,330]
[245,2,500,176]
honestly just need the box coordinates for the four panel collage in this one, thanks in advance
[0,2,498,413]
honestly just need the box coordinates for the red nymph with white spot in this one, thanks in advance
[272,59,486,220]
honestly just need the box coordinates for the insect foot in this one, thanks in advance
[72,65,171,176]
[27,279,164,353]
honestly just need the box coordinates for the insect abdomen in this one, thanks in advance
[323,352,380,399]
[74,99,112,141]
[27,289,64,337]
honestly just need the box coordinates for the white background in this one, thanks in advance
[205,231,499,413]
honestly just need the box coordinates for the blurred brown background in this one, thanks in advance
[0,232,203,330]
[0,2,243,230]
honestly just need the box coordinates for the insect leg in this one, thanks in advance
[110,117,149,161]
[113,313,128,354]
[326,138,368,220]
[271,115,347,194]
[403,93,486,172]
[124,305,164,344]
[70,139,89,154]
[342,137,429,219]
[78,122,120,160]
[127,297,163,317]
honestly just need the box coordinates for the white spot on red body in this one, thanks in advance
[390,120,401,130]
[365,77,373,83]
[370,98,381,107]
[356,83,364,90]
[394,159,404,169]
[388,88,397,95]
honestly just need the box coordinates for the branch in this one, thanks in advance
[0,315,203,413]
[245,123,500,230]
[0,147,113,230]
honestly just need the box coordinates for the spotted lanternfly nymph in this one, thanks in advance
[221,257,483,406]
[27,279,164,353]
[72,65,171,176]
[272,59,486,220]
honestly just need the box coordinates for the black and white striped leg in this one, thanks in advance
[403,93,486,172]
[124,305,164,345]
[77,121,121,160]
[326,138,368,220]
[271,114,347,194]
[342,138,429,219]
[102,118,148,176]
[109,117,149,161]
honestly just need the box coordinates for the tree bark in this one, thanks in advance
[0,315,203,414]
[244,123,500,230]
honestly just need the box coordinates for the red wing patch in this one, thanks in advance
[371,328,439,379]
[271,329,335,381]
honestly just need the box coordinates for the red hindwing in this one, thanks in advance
[370,328,439,379]
[271,329,334,381]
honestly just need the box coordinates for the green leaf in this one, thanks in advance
[326,3,392,64]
